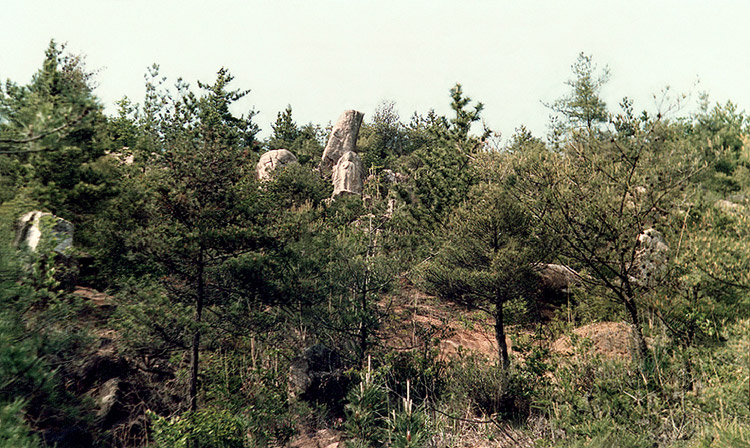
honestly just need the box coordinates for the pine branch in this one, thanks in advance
[0,108,91,153]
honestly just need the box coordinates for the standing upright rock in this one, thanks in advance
[332,151,366,197]
[320,110,364,175]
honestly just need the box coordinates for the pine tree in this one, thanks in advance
[547,52,610,142]
[269,105,300,149]
[132,68,269,411]
[0,41,108,218]
[511,99,701,366]
[422,185,546,369]
[411,84,487,226]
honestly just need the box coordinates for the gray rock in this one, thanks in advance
[15,211,77,289]
[256,149,298,181]
[630,228,669,287]
[289,344,349,415]
[15,211,74,254]
[531,263,584,321]
[332,151,366,197]
[382,169,408,184]
[320,110,364,175]
[95,378,121,420]
[536,263,582,294]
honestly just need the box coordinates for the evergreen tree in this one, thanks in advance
[410,84,487,226]
[687,97,749,194]
[269,105,300,149]
[422,185,546,368]
[547,52,610,142]
[358,101,406,170]
[266,105,325,166]
[130,68,269,411]
[511,100,701,366]
[0,41,109,218]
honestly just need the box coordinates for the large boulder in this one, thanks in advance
[534,263,583,320]
[289,344,349,415]
[536,263,582,294]
[256,149,298,181]
[320,110,364,175]
[630,228,669,287]
[332,151,366,197]
[15,211,77,288]
[15,211,73,254]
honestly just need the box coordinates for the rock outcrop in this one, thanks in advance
[630,228,669,287]
[332,151,366,197]
[256,149,298,181]
[320,110,364,175]
[714,199,744,214]
[15,211,74,254]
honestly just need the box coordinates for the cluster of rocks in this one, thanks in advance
[255,109,367,200]
[533,227,672,319]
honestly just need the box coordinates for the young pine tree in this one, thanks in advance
[132,68,269,412]
[423,185,547,369]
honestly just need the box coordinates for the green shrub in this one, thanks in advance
[0,400,40,448]
[149,407,247,448]
[345,368,387,448]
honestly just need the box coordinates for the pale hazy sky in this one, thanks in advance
[3,1,750,141]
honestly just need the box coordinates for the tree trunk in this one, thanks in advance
[495,296,509,370]
[623,294,648,366]
[189,248,204,412]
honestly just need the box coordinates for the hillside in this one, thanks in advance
[2,45,750,447]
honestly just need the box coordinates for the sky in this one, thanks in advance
[2,1,750,142]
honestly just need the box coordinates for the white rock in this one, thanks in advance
[256,149,298,181]
[714,199,744,214]
[332,151,366,197]
[630,228,669,287]
[320,110,364,175]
